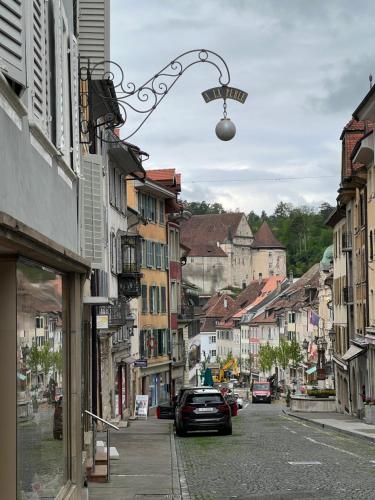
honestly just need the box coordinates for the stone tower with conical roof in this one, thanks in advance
[250,221,286,280]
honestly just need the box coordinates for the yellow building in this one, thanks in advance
[127,175,176,411]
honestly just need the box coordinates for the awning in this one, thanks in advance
[306,366,317,375]
[342,344,365,361]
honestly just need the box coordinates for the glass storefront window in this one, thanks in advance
[17,261,65,499]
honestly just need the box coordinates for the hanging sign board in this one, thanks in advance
[202,86,248,104]
[134,359,148,368]
[135,394,149,418]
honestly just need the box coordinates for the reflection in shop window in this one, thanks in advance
[17,261,65,499]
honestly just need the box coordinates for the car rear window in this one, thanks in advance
[185,394,223,405]
[253,383,270,390]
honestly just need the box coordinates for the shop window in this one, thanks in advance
[17,261,65,498]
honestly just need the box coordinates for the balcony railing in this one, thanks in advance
[343,286,354,304]
[98,300,129,327]
[178,305,195,321]
[342,232,352,252]
[118,273,142,297]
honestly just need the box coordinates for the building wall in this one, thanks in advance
[333,218,347,357]
[0,88,78,253]
[251,248,286,280]
[184,255,228,295]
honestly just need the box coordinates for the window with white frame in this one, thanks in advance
[209,335,216,344]
[210,350,216,358]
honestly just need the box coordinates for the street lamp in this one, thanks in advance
[80,49,247,144]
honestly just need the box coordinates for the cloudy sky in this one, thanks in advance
[111,0,375,215]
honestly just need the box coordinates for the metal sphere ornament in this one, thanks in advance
[215,117,236,141]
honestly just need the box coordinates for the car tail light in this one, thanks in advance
[181,405,195,414]
[218,403,230,414]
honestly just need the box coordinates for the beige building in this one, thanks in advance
[180,214,286,295]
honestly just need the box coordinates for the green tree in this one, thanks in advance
[289,339,303,368]
[28,343,40,375]
[52,348,63,376]
[276,341,290,370]
[39,342,53,381]
[258,343,276,373]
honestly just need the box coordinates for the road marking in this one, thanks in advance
[245,403,249,409]
[288,461,321,465]
[282,425,297,434]
[370,460,375,464]
[304,436,362,458]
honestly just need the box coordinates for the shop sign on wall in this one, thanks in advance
[96,315,108,329]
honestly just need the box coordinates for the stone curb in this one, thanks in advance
[170,424,183,499]
[283,409,375,444]
[172,428,191,500]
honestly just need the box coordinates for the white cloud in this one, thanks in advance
[111,0,375,214]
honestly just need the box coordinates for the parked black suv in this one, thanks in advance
[175,388,232,436]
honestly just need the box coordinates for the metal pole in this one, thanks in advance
[107,428,110,481]
[92,420,96,473]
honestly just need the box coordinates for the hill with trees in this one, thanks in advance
[181,200,333,277]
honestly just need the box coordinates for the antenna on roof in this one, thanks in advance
[370,74,373,89]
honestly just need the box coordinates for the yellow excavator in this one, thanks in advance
[209,358,240,383]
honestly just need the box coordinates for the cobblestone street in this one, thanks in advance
[176,402,375,500]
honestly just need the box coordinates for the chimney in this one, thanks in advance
[289,271,293,283]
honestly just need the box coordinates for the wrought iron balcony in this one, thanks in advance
[118,273,142,298]
[98,299,129,328]
[343,286,354,304]
[342,232,352,252]
[178,305,195,321]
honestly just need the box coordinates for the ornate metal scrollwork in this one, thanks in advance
[80,49,232,144]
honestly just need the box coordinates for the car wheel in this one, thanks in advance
[176,424,186,437]
[221,423,232,435]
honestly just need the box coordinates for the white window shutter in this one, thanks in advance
[54,0,70,160]
[80,154,104,268]
[54,0,64,150]
[70,33,80,175]
[28,0,50,134]
[116,235,122,274]
[0,0,26,86]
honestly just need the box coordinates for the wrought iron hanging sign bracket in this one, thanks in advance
[79,49,247,144]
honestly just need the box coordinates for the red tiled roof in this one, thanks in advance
[251,221,285,249]
[180,213,245,257]
[267,264,320,312]
[249,310,276,325]
[146,168,181,194]
[340,120,373,178]
[146,169,176,181]
[203,293,235,318]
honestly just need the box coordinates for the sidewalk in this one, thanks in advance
[87,417,183,500]
[285,409,375,443]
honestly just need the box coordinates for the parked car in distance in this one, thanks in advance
[252,381,272,404]
[224,392,238,416]
[175,388,232,436]
[234,393,243,409]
